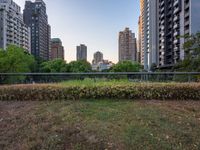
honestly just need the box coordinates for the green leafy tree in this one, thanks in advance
[68,60,92,72]
[175,32,200,72]
[40,59,68,73]
[0,45,35,83]
[111,61,141,72]
[0,45,35,73]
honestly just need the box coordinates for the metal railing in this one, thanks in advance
[0,72,200,84]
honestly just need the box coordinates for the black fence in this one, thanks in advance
[0,72,200,84]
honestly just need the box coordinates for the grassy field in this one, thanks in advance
[1,100,200,150]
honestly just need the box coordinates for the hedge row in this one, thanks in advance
[0,83,200,101]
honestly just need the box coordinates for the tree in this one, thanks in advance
[111,61,141,72]
[0,45,35,83]
[68,60,92,72]
[40,59,68,73]
[175,32,200,72]
[0,45,35,73]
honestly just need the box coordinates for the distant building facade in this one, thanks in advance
[0,0,31,51]
[50,38,64,60]
[138,0,158,70]
[92,60,114,71]
[92,51,103,65]
[76,44,87,61]
[23,0,51,60]
[137,16,142,64]
[119,28,137,62]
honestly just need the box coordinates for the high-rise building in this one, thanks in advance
[50,38,64,60]
[140,0,200,70]
[92,51,103,65]
[0,0,31,51]
[158,0,200,68]
[139,0,144,67]
[118,28,137,62]
[23,0,51,60]
[76,44,87,61]
[139,0,158,70]
[137,16,142,64]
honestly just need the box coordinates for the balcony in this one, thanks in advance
[173,23,179,29]
[173,0,179,7]
[173,31,179,37]
[185,20,190,26]
[185,2,189,9]
[185,11,189,18]
[173,16,178,22]
[173,39,179,44]
[173,7,179,14]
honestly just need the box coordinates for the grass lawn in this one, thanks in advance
[1,100,200,150]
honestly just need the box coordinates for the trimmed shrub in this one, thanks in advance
[0,83,200,101]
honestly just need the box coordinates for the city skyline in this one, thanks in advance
[14,0,140,63]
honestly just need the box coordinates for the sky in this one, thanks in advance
[15,0,140,63]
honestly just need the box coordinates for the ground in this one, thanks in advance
[1,100,200,150]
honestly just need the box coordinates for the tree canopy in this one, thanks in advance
[68,60,92,73]
[111,61,141,72]
[0,45,35,73]
[40,59,68,73]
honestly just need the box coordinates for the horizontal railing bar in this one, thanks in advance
[0,72,200,76]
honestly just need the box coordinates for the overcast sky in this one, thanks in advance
[15,0,140,63]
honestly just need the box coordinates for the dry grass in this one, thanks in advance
[1,100,200,150]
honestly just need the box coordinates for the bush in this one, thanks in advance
[0,83,200,101]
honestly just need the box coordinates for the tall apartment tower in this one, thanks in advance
[118,28,137,62]
[139,0,145,68]
[139,0,158,70]
[137,16,142,64]
[158,0,200,68]
[139,0,200,70]
[76,44,87,61]
[92,51,103,65]
[0,0,31,51]
[23,0,51,60]
[50,38,64,60]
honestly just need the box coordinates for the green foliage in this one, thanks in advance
[175,32,200,72]
[40,59,68,73]
[1,83,200,101]
[0,45,35,73]
[0,45,35,83]
[111,61,141,72]
[68,60,92,73]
